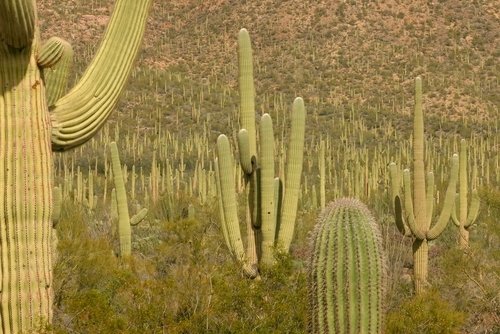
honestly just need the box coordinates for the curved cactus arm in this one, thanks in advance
[426,171,435,227]
[427,154,459,240]
[110,142,132,256]
[0,0,36,48]
[38,37,74,106]
[259,113,276,265]
[403,169,426,239]
[216,135,246,262]
[238,28,257,158]
[277,97,306,251]
[50,0,152,150]
[389,163,410,236]
[237,129,254,175]
[214,158,232,255]
[130,208,148,226]
[465,189,480,228]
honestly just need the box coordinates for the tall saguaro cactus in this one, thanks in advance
[307,198,386,334]
[0,0,151,331]
[389,77,459,294]
[451,139,480,248]
[215,29,306,276]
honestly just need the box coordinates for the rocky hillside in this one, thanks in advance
[38,0,499,125]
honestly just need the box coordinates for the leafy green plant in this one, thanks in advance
[386,290,465,334]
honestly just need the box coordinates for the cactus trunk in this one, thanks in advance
[0,38,53,333]
[0,0,151,330]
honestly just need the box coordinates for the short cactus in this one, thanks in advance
[307,198,386,334]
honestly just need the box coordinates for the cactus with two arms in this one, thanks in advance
[0,0,151,331]
[389,77,459,294]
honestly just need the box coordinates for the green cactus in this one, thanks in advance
[389,77,459,294]
[110,142,148,257]
[0,0,151,330]
[451,139,480,248]
[215,29,306,276]
[307,198,386,334]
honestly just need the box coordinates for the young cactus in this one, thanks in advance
[451,139,480,248]
[307,198,386,334]
[389,77,459,294]
[110,142,148,257]
[0,0,151,330]
[215,29,306,276]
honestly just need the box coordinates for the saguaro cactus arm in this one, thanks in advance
[0,0,36,48]
[38,37,74,106]
[110,142,132,256]
[216,135,246,262]
[389,163,411,236]
[427,154,459,240]
[277,97,306,251]
[51,0,152,150]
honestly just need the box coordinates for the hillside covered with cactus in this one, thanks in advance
[23,0,500,333]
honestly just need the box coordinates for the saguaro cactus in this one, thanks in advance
[109,142,148,257]
[0,0,151,331]
[451,139,480,248]
[307,198,386,334]
[389,77,459,294]
[215,29,306,276]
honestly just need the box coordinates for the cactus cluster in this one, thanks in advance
[215,29,306,276]
[389,77,459,294]
[307,198,386,334]
[0,0,151,330]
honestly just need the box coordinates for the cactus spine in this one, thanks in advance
[307,198,386,334]
[0,0,151,330]
[451,139,480,248]
[110,142,147,257]
[389,77,459,294]
[215,29,306,275]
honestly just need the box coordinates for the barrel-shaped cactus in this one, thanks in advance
[0,0,151,330]
[307,198,386,334]
[215,29,306,276]
[389,77,459,294]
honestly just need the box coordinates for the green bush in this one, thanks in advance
[386,290,465,334]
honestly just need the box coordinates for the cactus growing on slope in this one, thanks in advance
[389,77,459,294]
[0,0,151,331]
[215,29,306,276]
[307,198,386,334]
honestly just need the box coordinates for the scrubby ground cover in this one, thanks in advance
[36,0,499,333]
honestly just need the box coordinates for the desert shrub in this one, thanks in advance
[386,290,465,334]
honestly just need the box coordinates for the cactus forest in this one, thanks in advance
[1,0,498,333]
